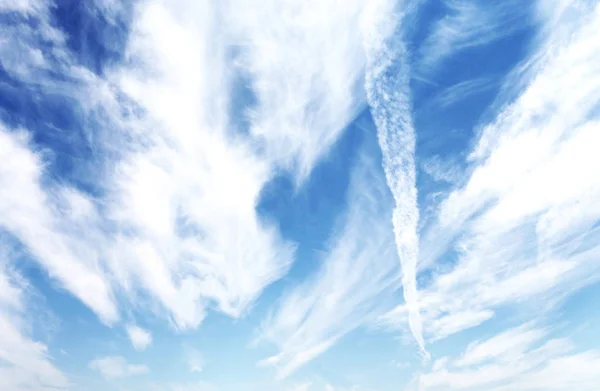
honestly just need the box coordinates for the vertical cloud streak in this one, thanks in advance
[363,0,427,356]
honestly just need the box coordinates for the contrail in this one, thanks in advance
[363,1,428,357]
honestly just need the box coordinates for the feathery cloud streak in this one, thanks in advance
[417,0,531,73]
[419,322,600,391]
[0,245,70,391]
[258,138,400,378]
[363,0,426,355]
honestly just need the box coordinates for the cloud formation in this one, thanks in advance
[419,322,600,391]
[126,324,152,351]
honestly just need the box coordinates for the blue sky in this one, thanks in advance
[1,0,600,390]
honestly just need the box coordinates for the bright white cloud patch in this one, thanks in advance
[225,0,368,178]
[126,325,152,351]
[0,124,118,324]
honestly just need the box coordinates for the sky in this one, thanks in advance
[1,0,600,390]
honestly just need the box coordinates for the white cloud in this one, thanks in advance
[430,78,495,109]
[421,155,463,186]
[419,322,600,391]
[0,248,71,391]
[258,141,401,378]
[126,325,152,351]
[0,124,118,324]
[490,351,600,391]
[0,0,43,13]
[0,267,24,313]
[0,0,375,333]
[382,0,600,342]
[417,0,531,73]
[225,0,368,178]
[363,0,426,356]
[102,0,296,328]
[89,356,149,380]
[453,323,549,368]
[1,0,392,382]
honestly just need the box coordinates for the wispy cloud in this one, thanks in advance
[363,0,426,356]
[0,247,70,391]
[383,0,600,343]
[419,322,600,391]
[0,124,118,324]
[421,155,462,184]
[225,0,369,179]
[257,141,400,378]
[429,78,496,109]
[0,0,417,380]
[103,0,295,328]
[417,0,531,73]
[89,355,149,380]
[0,0,375,335]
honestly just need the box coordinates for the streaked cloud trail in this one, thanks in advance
[363,0,427,357]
